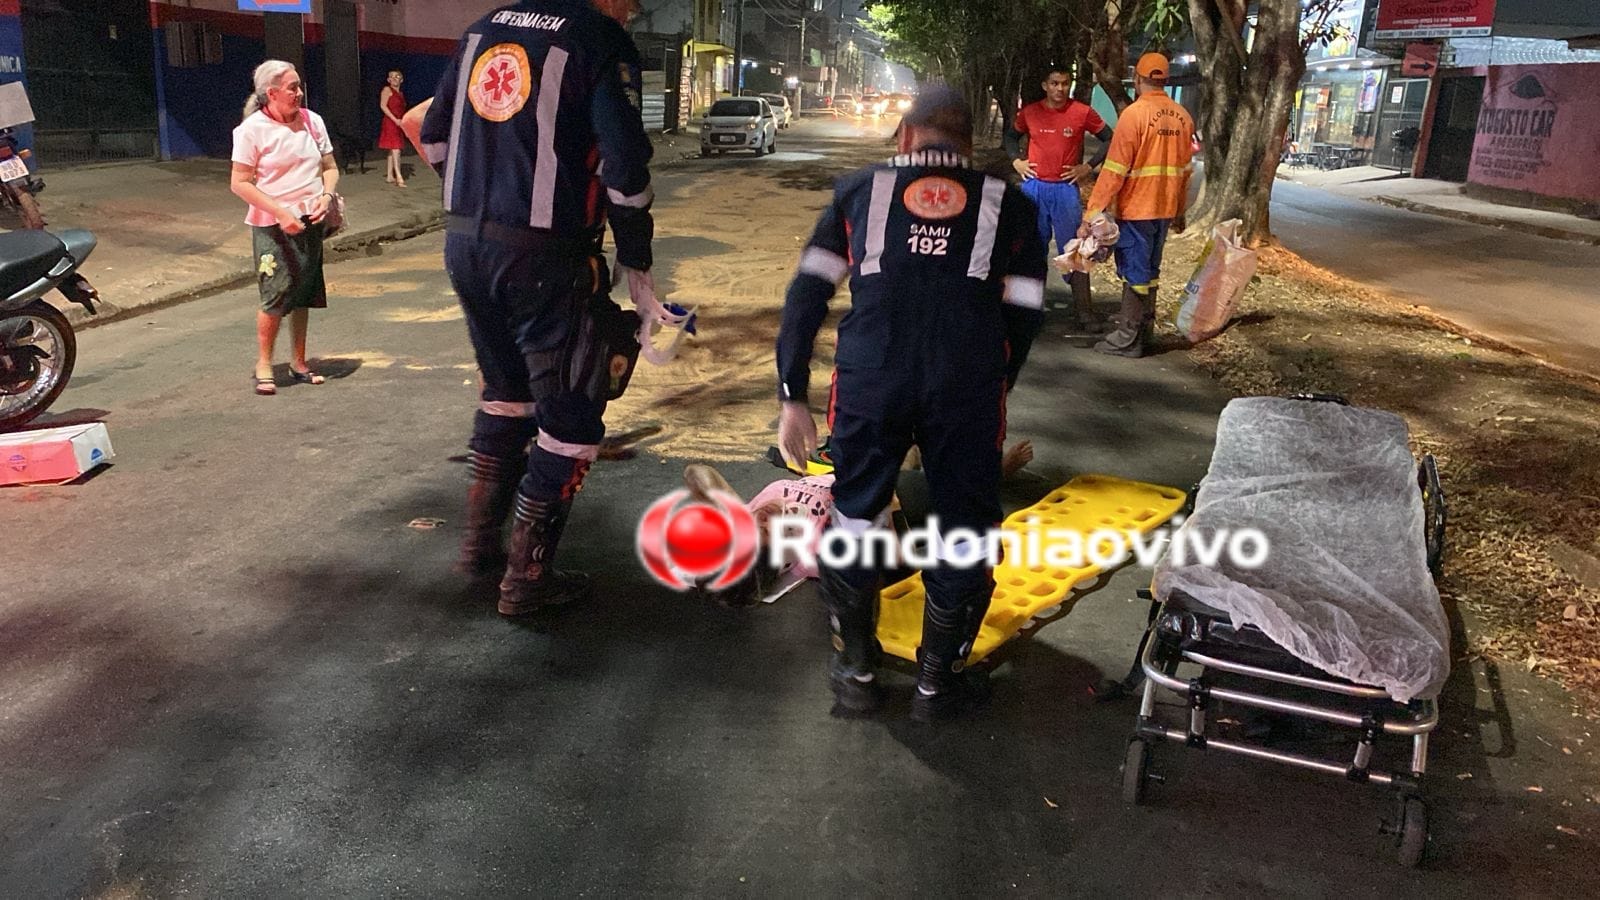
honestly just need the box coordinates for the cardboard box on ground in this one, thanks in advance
[0,423,115,486]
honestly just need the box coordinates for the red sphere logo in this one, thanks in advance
[637,489,759,591]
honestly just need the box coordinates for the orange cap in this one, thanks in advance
[1136,52,1169,82]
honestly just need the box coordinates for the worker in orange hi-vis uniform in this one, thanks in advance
[1080,52,1195,358]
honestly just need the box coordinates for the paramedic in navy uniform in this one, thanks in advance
[775,87,1048,722]
[404,0,659,617]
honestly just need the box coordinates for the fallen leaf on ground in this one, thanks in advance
[408,518,446,530]
[1558,825,1580,836]
[1527,786,1544,793]
[1044,797,1059,809]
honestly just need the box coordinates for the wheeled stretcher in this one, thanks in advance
[1121,395,1448,867]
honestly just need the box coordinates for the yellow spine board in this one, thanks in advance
[876,475,1187,665]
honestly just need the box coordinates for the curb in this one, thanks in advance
[68,209,446,331]
[1369,195,1600,246]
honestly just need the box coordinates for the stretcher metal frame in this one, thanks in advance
[1120,396,1448,868]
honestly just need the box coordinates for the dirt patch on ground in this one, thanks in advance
[1157,235,1600,710]
[605,144,891,460]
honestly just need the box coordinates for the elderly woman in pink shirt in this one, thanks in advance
[229,60,340,395]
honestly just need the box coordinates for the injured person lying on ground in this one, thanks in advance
[682,439,1037,608]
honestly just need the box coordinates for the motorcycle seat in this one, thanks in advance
[57,229,96,265]
[0,230,70,298]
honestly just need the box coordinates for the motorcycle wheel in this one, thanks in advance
[0,300,76,431]
[12,188,45,230]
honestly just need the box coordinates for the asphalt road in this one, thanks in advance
[1270,181,1600,379]
[4,118,1598,896]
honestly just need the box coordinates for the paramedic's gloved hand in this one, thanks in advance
[1076,218,1093,241]
[615,264,661,314]
[778,401,818,472]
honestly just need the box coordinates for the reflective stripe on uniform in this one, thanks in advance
[1126,165,1191,178]
[606,185,654,208]
[858,169,897,276]
[1102,159,1129,175]
[1002,276,1045,310]
[481,400,538,417]
[537,429,600,461]
[529,46,570,229]
[798,246,850,283]
[966,175,1005,280]
[443,32,482,212]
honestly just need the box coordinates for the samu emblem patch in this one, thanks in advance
[903,176,968,220]
[469,43,533,122]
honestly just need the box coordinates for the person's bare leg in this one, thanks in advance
[288,308,325,383]
[289,307,310,371]
[391,150,405,187]
[257,311,282,378]
[385,150,397,183]
[1069,272,1107,333]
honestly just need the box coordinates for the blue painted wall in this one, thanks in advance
[0,10,33,155]
[154,23,454,160]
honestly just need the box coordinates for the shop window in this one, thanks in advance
[165,21,222,69]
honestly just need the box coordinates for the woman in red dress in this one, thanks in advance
[378,70,407,187]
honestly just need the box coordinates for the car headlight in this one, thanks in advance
[898,100,911,111]
[745,122,756,130]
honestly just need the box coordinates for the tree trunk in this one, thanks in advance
[1188,0,1305,244]
[1072,25,1096,105]
[1089,0,1133,112]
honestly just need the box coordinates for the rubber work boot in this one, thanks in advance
[820,565,885,714]
[1094,285,1153,358]
[909,661,992,724]
[455,452,523,579]
[498,494,590,616]
[910,601,991,724]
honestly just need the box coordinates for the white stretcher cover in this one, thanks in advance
[1154,397,1449,702]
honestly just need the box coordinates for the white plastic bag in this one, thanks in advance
[1173,219,1257,344]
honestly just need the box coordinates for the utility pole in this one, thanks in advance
[732,0,746,94]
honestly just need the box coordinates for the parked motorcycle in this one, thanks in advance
[0,126,45,230]
[0,228,99,430]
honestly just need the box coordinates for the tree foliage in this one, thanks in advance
[863,0,1347,241]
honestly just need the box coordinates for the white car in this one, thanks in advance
[759,93,793,128]
[700,98,779,156]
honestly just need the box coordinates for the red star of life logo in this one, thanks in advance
[902,176,968,220]
[482,61,518,103]
[469,44,532,122]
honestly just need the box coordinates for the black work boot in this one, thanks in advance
[1094,285,1152,358]
[455,452,523,579]
[910,599,992,724]
[820,565,885,714]
[498,493,591,617]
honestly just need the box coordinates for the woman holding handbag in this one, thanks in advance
[229,59,341,395]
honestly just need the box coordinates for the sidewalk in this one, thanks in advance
[21,132,706,329]
[28,159,446,329]
[1280,164,1600,245]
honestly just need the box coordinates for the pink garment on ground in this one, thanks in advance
[231,108,334,227]
[747,474,835,580]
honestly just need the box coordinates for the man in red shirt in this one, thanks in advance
[1004,64,1115,332]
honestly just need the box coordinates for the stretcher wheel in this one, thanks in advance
[1121,739,1151,805]
[1396,797,1428,867]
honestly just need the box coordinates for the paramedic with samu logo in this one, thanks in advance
[774,86,1047,722]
